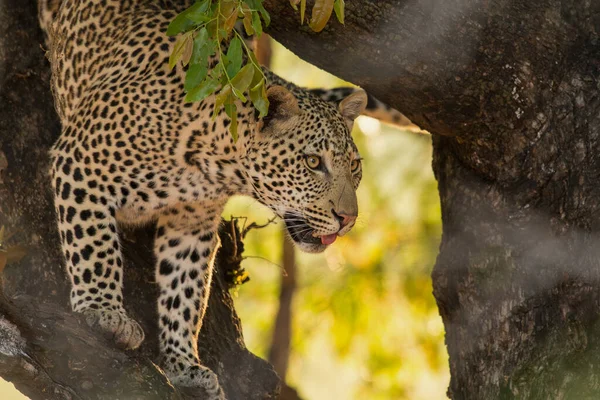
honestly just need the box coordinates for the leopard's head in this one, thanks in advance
[244,85,367,253]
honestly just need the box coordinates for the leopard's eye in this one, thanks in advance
[350,159,362,173]
[304,155,322,170]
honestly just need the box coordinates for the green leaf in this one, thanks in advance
[225,101,238,142]
[185,76,220,102]
[169,33,192,70]
[333,0,345,24]
[250,64,263,88]
[184,63,209,91]
[309,0,335,32]
[247,0,271,26]
[181,35,194,66]
[225,37,243,78]
[191,28,214,64]
[221,0,239,33]
[251,11,263,37]
[214,85,232,118]
[249,79,269,118]
[185,0,211,23]
[300,0,307,24]
[230,64,254,100]
[241,5,255,35]
[166,11,196,36]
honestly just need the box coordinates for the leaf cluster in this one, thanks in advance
[289,0,345,32]
[167,0,271,141]
[167,0,345,140]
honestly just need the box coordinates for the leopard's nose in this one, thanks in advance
[332,209,357,229]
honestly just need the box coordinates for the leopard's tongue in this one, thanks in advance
[321,234,337,245]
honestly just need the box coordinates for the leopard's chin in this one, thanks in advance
[283,213,329,253]
[294,241,329,254]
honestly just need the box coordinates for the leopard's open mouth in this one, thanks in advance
[284,213,322,245]
[283,212,337,246]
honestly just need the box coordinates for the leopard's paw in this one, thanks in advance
[167,364,225,400]
[82,308,144,350]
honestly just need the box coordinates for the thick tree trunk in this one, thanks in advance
[4,0,600,398]
[264,0,600,398]
[0,1,279,399]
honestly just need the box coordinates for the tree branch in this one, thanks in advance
[0,222,280,400]
[264,1,600,397]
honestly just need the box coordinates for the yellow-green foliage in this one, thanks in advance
[225,41,449,400]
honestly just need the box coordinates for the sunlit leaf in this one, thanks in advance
[181,35,194,66]
[250,69,262,93]
[214,85,232,118]
[169,32,192,70]
[231,64,254,100]
[300,0,307,24]
[249,79,269,118]
[221,0,238,32]
[309,0,335,32]
[241,4,255,35]
[333,0,345,24]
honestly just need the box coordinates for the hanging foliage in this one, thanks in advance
[168,0,344,140]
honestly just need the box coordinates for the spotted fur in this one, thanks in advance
[40,0,370,397]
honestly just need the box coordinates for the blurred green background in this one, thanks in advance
[226,41,449,400]
[0,40,448,399]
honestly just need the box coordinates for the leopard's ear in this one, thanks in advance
[339,90,367,129]
[259,85,301,133]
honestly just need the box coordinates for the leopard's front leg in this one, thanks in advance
[155,203,225,400]
[52,158,144,351]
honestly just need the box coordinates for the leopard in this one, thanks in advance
[38,0,409,398]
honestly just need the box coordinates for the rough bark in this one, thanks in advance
[0,1,279,399]
[4,0,600,398]
[264,0,600,398]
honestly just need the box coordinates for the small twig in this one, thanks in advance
[241,216,278,238]
[242,255,286,275]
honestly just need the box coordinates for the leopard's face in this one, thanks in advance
[245,86,367,253]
